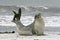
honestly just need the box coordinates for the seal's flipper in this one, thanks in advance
[12,8,22,21]
[18,8,21,18]
[12,11,17,21]
[13,11,17,15]
[18,8,21,13]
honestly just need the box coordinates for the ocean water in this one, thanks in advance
[0,6,60,34]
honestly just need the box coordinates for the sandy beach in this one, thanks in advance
[0,33,60,40]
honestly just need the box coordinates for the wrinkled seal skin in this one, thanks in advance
[12,8,45,36]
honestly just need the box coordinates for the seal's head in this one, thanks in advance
[35,13,41,19]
